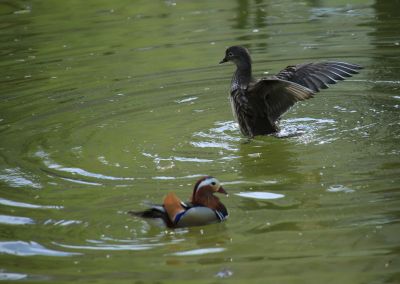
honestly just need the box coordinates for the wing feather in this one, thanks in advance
[246,78,315,124]
[276,61,362,92]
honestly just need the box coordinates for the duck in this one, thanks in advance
[129,176,228,228]
[219,46,363,137]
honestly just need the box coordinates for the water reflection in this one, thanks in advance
[235,137,301,181]
[233,0,266,30]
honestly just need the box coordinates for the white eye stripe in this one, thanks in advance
[196,178,219,191]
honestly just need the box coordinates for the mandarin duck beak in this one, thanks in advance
[217,186,228,196]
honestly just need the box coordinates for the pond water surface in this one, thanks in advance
[1,0,399,283]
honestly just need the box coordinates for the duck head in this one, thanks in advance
[219,46,252,68]
[191,176,227,209]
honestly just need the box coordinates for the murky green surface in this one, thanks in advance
[1,0,399,283]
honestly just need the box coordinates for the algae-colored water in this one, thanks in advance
[1,1,399,283]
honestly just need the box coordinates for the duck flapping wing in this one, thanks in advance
[247,78,315,123]
[275,61,363,92]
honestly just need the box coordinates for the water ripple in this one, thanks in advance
[190,141,238,151]
[327,185,355,193]
[0,168,42,189]
[223,180,278,186]
[49,166,135,181]
[43,219,83,226]
[194,121,241,141]
[0,272,27,281]
[54,242,160,251]
[168,247,226,256]
[152,174,205,180]
[58,177,103,186]
[0,198,62,209]
[54,236,184,252]
[235,192,285,200]
[0,241,80,257]
[175,96,198,104]
[191,121,241,151]
[35,149,135,182]
[0,215,35,225]
[142,152,213,164]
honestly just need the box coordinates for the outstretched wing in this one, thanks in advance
[275,61,362,92]
[246,78,315,124]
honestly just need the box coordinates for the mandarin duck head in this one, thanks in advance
[191,176,228,210]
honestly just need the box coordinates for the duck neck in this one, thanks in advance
[231,61,252,93]
[192,189,221,210]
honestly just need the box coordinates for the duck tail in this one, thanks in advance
[128,207,163,218]
[128,205,174,227]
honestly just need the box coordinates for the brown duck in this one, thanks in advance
[219,46,362,137]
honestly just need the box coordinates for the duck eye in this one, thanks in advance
[228,52,233,57]
[211,182,216,186]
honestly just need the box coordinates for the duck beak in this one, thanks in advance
[219,57,228,64]
[217,186,228,195]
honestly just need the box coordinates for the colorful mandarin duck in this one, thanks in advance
[129,176,228,228]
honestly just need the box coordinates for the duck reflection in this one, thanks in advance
[233,0,267,30]
[232,0,268,48]
[236,137,318,184]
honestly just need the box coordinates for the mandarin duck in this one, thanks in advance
[219,46,363,137]
[129,176,228,228]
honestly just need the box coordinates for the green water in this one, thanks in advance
[1,0,399,283]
